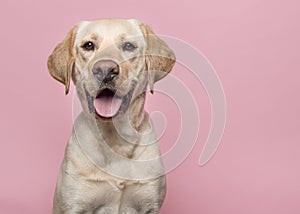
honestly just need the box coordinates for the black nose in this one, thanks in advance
[92,60,119,83]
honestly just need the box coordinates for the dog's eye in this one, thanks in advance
[82,41,94,51]
[122,42,136,51]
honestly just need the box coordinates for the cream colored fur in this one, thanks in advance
[48,19,175,214]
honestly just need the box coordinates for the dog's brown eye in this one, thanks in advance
[82,41,94,51]
[122,42,136,51]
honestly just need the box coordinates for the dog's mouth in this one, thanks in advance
[85,87,133,120]
[94,89,123,118]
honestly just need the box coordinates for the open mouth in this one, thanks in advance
[85,87,133,120]
[94,89,123,118]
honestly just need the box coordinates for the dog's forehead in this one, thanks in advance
[76,19,143,42]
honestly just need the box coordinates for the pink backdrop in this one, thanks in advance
[1,0,300,213]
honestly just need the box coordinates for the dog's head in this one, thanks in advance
[48,19,175,122]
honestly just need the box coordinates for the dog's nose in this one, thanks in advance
[92,60,119,83]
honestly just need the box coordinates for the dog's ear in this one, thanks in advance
[140,23,176,93]
[47,25,78,95]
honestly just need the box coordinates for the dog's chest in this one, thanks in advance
[64,158,162,213]
[62,140,163,212]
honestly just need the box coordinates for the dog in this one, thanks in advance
[47,19,175,214]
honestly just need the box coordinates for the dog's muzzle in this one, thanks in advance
[84,60,134,120]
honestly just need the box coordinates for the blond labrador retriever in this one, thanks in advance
[47,19,175,214]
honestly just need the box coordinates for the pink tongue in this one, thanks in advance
[94,96,123,118]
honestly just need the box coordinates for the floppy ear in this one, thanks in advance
[47,25,78,94]
[140,23,176,93]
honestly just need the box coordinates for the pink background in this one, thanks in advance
[1,0,300,213]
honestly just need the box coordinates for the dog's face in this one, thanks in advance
[48,19,175,121]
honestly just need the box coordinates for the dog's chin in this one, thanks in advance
[85,87,133,121]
